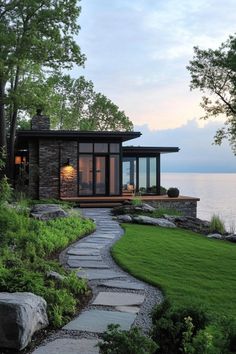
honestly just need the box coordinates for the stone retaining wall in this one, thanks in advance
[147,199,197,217]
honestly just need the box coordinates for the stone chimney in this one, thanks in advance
[31,109,50,130]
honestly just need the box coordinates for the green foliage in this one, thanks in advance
[0,148,12,204]
[187,34,236,154]
[0,203,95,327]
[112,224,236,318]
[0,175,12,204]
[97,324,157,354]
[131,196,142,206]
[209,214,226,234]
[151,301,209,354]
[19,74,133,131]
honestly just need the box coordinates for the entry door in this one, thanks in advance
[95,156,108,195]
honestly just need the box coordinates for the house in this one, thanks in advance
[15,112,199,215]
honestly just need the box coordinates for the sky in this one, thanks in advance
[75,0,236,172]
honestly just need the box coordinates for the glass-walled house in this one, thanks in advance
[15,121,179,200]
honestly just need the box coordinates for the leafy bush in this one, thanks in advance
[209,214,225,234]
[151,300,209,354]
[0,203,95,327]
[97,324,157,354]
[131,196,142,206]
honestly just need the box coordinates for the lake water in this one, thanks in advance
[162,173,236,231]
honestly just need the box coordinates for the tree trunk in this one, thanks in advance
[0,79,6,151]
[0,79,6,179]
[8,66,20,182]
[8,108,18,182]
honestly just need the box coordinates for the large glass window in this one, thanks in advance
[138,158,147,194]
[94,143,108,153]
[122,157,136,193]
[79,143,93,153]
[149,158,157,194]
[110,155,120,195]
[95,156,106,194]
[110,143,120,153]
[79,155,93,195]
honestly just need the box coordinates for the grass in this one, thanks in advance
[112,224,236,319]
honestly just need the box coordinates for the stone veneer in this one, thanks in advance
[28,139,78,199]
[147,199,197,218]
[31,113,50,130]
[60,141,78,198]
[28,141,39,199]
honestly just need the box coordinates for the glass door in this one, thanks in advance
[95,156,107,195]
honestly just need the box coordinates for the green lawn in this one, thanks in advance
[112,224,236,318]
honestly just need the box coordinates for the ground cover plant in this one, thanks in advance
[112,224,236,318]
[0,203,95,327]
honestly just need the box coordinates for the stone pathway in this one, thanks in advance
[32,208,162,354]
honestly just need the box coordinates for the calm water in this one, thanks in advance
[162,173,236,230]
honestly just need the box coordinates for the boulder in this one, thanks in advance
[113,203,155,215]
[164,215,210,234]
[133,215,176,228]
[225,234,236,243]
[207,233,223,240]
[30,204,68,221]
[116,215,133,223]
[46,271,65,282]
[0,292,48,350]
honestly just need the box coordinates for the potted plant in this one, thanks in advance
[167,187,179,198]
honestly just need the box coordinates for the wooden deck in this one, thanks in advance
[61,195,200,207]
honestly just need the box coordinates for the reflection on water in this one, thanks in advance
[162,173,236,230]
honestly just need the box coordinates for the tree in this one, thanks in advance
[17,74,133,131]
[0,0,85,178]
[187,35,236,154]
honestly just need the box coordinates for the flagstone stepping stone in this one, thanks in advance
[67,249,100,256]
[84,238,111,244]
[68,255,102,261]
[63,309,136,332]
[91,234,115,239]
[92,292,145,307]
[99,280,145,290]
[68,260,109,269]
[32,338,99,354]
[77,243,105,249]
[77,269,127,280]
[115,306,140,314]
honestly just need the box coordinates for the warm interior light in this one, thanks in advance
[15,156,22,165]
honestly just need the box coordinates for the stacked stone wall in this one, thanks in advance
[28,141,39,199]
[60,141,78,198]
[147,200,197,217]
[39,139,60,199]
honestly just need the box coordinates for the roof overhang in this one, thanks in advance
[123,146,180,156]
[16,130,141,143]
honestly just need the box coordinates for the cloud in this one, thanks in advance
[128,119,236,172]
[76,0,236,130]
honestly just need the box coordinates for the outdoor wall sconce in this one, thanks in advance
[15,156,22,165]
[65,158,71,166]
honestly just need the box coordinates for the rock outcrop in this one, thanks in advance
[30,204,68,221]
[0,292,48,350]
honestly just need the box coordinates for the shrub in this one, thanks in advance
[209,214,225,234]
[151,300,209,354]
[0,202,95,328]
[132,196,142,206]
[167,187,179,198]
[97,324,158,354]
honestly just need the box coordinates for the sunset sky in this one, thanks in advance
[75,0,236,171]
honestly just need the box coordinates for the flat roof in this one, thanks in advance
[123,146,180,155]
[16,130,141,142]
